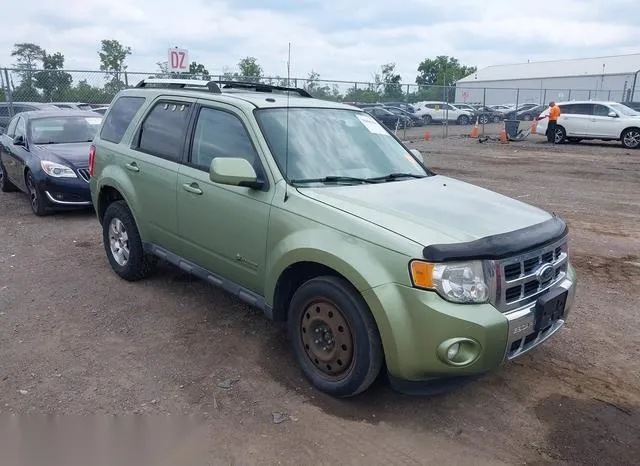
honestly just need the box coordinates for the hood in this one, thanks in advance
[31,142,92,168]
[298,175,552,247]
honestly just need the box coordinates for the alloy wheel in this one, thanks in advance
[109,218,130,266]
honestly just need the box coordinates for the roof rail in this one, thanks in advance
[134,78,221,93]
[217,80,312,98]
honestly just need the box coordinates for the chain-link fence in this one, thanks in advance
[1,67,637,139]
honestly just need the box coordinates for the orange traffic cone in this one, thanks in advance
[470,118,479,138]
[500,123,508,144]
[424,130,431,141]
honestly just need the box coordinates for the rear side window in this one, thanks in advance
[135,101,191,162]
[100,96,145,144]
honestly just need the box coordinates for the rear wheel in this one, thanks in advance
[0,165,17,192]
[422,114,432,125]
[288,276,383,397]
[479,115,489,124]
[621,128,640,149]
[102,200,156,281]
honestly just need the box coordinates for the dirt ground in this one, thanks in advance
[0,132,638,465]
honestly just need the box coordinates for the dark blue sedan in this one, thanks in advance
[0,110,102,216]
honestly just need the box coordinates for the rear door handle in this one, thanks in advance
[125,162,140,172]
[182,182,203,195]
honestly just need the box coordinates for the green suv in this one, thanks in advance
[89,79,577,397]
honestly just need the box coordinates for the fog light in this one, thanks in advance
[436,338,481,367]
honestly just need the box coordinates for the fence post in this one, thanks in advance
[608,90,611,100]
[568,89,571,100]
[482,87,486,135]
[2,68,14,117]
[124,71,129,87]
[588,89,591,100]
[515,88,520,111]
[543,89,547,104]
[406,84,409,102]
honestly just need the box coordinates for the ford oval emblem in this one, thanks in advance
[537,263,555,283]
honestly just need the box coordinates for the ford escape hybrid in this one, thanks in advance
[89,78,577,397]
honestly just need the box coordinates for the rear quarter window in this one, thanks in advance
[99,96,146,144]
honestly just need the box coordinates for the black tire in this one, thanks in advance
[288,276,383,397]
[457,115,470,125]
[0,164,17,192]
[25,170,47,216]
[422,115,432,125]
[492,115,501,123]
[621,128,640,149]
[102,200,156,281]
[479,115,489,125]
[554,126,566,144]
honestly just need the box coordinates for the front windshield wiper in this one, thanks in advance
[290,176,378,185]
[365,173,426,182]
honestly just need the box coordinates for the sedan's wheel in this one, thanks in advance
[479,115,489,124]
[457,115,470,125]
[554,126,566,144]
[621,128,640,149]
[288,276,383,397]
[26,171,47,216]
[102,200,156,281]
[0,165,17,192]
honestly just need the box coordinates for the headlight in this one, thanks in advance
[409,260,490,304]
[41,160,77,178]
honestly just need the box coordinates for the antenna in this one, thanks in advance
[284,42,291,202]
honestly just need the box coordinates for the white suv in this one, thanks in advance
[536,101,640,149]
[413,101,474,125]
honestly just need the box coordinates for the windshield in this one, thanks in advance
[28,115,102,144]
[610,103,640,116]
[255,108,428,184]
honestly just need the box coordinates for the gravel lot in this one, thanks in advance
[0,132,638,465]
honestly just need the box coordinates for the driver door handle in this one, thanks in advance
[182,182,203,195]
[125,162,140,172]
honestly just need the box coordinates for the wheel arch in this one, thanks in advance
[94,172,146,238]
[620,126,640,139]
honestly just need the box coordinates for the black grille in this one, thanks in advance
[505,286,521,302]
[504,263,521,281]
[77,168,90,182]
[523,257,540,274]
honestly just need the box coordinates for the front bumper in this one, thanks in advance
[361,263,576,383]
[37,172,92,207]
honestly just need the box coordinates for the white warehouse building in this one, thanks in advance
[455,53,640,106]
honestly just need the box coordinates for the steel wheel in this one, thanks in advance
[299,299,354,380]
[621,128,640,149]
[109,217,130,266]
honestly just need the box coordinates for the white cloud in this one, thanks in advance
[0,0,639,85]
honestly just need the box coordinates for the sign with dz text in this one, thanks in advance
[168,48,189,72]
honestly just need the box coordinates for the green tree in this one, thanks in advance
[305,70,334,100]
[188,62,210,79]
[34,52,72,102]
[98,39,132,89]
[415,55,476,86]
[380,63,403,100]
[237,57,262,82]
[11,42,45,94]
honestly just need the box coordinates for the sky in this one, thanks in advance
[1,0,639,86]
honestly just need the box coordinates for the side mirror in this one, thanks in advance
[608,111,618,118]
[13,135,25,146]
[210,157,264,189]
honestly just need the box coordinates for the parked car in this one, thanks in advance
[364,107,411,128]
[489,104,512,113]
[383,106,424,126]
[453,103,478,114]
[382,101,416,113]
[515,105,546,121]
[502,103,540,120]
[536,100,640,148]
[88,78,576,398]
[0,110,102,215]
[0,102,60,131]
[53,102,94,111]
[469,106,505,124]
[413,101,474,125]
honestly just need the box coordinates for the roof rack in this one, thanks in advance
[217,80,313,98]
[134,78,221,93]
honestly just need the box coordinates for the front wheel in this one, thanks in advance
[288,276,383,397]
[621,128,640,149]
[102,200,156,281]
[457,115,470,125]
[26,170,47,216]
[554,126,566,144]
[422,114,433,125]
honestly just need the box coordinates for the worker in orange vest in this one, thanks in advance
[545,101,561,143]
